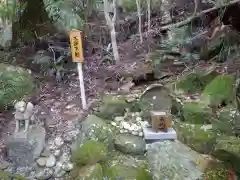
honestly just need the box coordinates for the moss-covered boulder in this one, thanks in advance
[0,63,35,110]
[114,134,146,155]
[71,115,118,151]
[95,95,131,119]
[211,106,240,136]
[71,140,108,166]
[103,153,152,180]
[182,102,213,124]
[70,163,103,180]
[212,136,240,175]
[174,122,217,153]
[201,75,234,107]
[175,67,217,94]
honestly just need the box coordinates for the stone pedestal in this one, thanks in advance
[6,125,46,166]
[142,127,177,140]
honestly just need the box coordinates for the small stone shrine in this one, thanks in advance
[142,110,177,141]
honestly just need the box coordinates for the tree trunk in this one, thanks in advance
[136,0,143,43]
[110,26,120,62]
[103,0,120,63]
[147,0,151,32]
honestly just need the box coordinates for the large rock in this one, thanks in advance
[139,84,172,120]
[71,140,108,166]
[212,136,240,175]
[175,65,218,94]
[71,115,117,151]
[213,106,240,136]
[181,102,213,124]
[114,134,146,155]
[147,141,203,180]
[174,122,217,154]
[103,153,152,180]
[6,125,46,166]
[201,75,234,107]
[0,64,35,111]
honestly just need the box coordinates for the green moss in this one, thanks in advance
[203,168,229,180]
[0,172,29,180]
[0,63,35,110]
[72,140,108,166]
[212,136,240,175]
[174,122,217,153]
[102,152,152,180]
[182,102,213,124]
[0,172,10,180]
[103,164,152,180]
[85,123,118,149]
[202,75,234,106]
[211,106,237,135]
[96,95,131,119]
[72,163,103,180]
[176,70,217,94]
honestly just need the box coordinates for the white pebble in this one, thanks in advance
[62,162,74,171]
[138,132,143,137]
[46,155,56,168]
[111,122,117,126]
[132,131,138,135]
[114,116,124,122]
[54,137,64,147]
[136,117,142,121]
[123,122,130,130]
[120,129,124,133]
[124,129,128,133]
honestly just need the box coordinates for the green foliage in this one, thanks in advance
[71,140,108,166]
[151,26,200,68]
[203,168,229,180]
[0,0,27,24]
[202,75,234,106]
[0,63,34,111]
[43,0,85,32]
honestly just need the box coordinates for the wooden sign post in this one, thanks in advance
[69,29,87,110]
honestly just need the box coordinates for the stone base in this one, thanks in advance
[142,127,177,140]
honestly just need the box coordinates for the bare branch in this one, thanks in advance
[147,0,240,35]
[112,0,117,23]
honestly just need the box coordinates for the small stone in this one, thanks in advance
[124,130,128,133]
[46,155,56,168]
[0,163,9,170]
[60,152,70,163]
[136,116,142,121]
[131,131,138,135]
[123,122,130,130]
[111,122,117,126]
[62,162,74,171]
[36,168,53,180]
[54,137,64,147]
[138,132,143,137]
[36,157,47,167]
[62,130,79,143]
[62,145,71,154]
[114,116,124,122]
[120,129,124,133]
[53,149,62,157]
[53,162,66,178]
